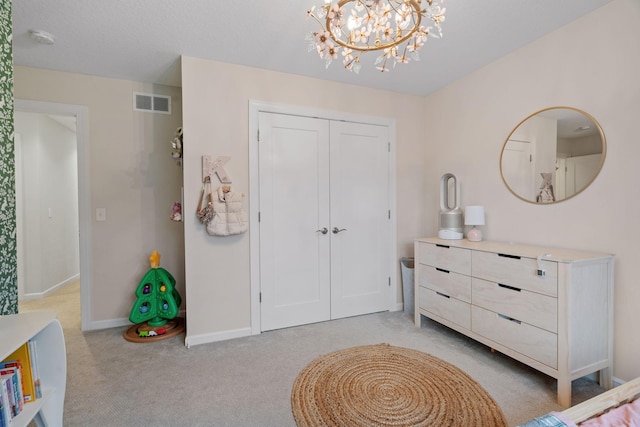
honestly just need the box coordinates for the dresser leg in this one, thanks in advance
[599,368,613,389]
[558,377,572,407]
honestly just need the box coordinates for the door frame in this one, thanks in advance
[15,99,93,331]
[248,100,398,335]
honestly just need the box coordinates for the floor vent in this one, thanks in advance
[133,92,171,114]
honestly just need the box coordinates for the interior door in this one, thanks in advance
[259,113,331,331]
[329,121,389,319]
[571,154,601,193]
[556,158,567,199]
[559,154,601,199]
[258,113,390,331]
[502,139,534,199]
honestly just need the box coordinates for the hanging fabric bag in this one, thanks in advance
[205,185,248,236]
[196,178,215,224]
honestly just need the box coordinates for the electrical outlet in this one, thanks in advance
[96,208,106,221]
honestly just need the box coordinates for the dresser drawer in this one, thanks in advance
[472,306,557,369]
[471,278,557,333]
[418,242,471,275]
[472,250,558,297]
[419,264,471,302]
[419,287,471,330]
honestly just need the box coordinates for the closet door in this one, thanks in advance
[258,113,331,331]
[329,121,390,319]
[258,113,390,331]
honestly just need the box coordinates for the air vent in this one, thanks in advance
[133,92,171,114]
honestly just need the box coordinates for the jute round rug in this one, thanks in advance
[291,344,507,427]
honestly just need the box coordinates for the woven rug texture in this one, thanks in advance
[291,343,508,427]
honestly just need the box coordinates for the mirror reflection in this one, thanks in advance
[500,107,606,204]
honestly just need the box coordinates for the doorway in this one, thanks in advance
[14,100,92,331]
[249,102,398,334]
[502,139,535,200]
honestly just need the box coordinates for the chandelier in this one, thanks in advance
[306,0,446,73]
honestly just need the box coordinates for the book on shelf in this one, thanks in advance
[0,374,18,419]
[0,395,5,427]
[0,376,12,426]
[0,366,23,416]
[28,340,42,399]
[1,341,37,403]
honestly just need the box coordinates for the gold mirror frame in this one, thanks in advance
[500,106,606,204]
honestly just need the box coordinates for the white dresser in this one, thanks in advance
[414,237,614,407]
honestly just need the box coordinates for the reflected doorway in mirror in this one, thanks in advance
[500,107,606,204]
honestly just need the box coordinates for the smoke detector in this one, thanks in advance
[30,30,55,45]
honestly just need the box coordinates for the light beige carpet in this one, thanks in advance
[19,283,605,426]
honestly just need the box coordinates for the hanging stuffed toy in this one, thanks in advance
[170,201,182,222]
[536,172,556,203]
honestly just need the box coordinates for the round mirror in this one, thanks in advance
[500,107,606,204]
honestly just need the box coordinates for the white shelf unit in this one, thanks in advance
[0,311,66,427]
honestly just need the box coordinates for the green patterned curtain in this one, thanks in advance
[0,0,17,314]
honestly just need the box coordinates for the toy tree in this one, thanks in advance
[129,251,182,327]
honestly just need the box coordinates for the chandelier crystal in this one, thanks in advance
[306,0,446,73]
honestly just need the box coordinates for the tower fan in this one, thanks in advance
[438,173,464,240]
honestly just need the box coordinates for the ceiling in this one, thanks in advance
[11,0,614,97]
[538,108,600,139]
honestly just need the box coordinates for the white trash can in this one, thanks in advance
[400,257,415,315]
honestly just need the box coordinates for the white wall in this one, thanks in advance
[14,112,79,296]
[421,0,640,382]
[181,57,427,342]
[13,0,638,383]
[183,0,639,382]
[14,68,184,328]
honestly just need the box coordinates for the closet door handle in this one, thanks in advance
[316,227,328,235]
[332,227,347,234]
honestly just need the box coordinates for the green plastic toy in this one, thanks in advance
[128,251,182,327]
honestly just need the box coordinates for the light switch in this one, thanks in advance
[96,208,106,221]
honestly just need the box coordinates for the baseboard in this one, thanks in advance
[88,321,274,348]
[86,309,188,332]
[22,274,80,301]
[185,327,252,348]
[582,372,625,388]
[87,312,254,348]
[90,317,132,330]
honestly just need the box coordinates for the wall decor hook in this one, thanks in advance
[202,155,232,184]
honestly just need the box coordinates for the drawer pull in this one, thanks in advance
[498,283,521,292]
[435,268,450,274]
[436,244,450,249]
[498,313,522,324]
[498,253,521,260]
[435,292,451,299]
